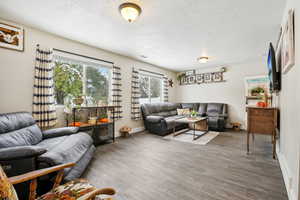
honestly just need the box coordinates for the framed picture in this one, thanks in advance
[213,72,223,82]
[196,74,204,84]
[181,76,188,85]
[204,73,212,83]
[281,9,295,74]
[0,20,24,51]
[187,75,196,84]
[276,35,282,73]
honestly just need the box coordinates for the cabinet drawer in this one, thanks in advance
[247,107,278,135]
[248,109,275,117]
[249,121,274,134]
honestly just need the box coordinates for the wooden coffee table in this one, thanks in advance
[173,117,208,140]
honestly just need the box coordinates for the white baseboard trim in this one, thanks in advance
[276,141,297,200]
[130,127,145,134]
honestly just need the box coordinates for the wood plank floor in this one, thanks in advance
[83,131,288,200]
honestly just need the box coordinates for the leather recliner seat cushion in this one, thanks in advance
[0,112,43,148]
[164,115,186,129]
[36,132,93,168]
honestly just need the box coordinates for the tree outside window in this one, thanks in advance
[53,61,111,107]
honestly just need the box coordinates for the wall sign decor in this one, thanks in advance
[0,20,24,51]
[178,68,226,86]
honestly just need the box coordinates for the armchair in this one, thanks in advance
[0,112,95,183]
[0,162,116,200]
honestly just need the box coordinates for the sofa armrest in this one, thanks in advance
[208,113,227,118]
[43,127,79,139]
[0,146,47,161]
[146,115,164,123]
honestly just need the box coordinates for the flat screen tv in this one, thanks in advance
[267,43,281,92]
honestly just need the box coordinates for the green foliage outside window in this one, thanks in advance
[54,61,110,106]
[54,62,83,105]
[86,66,109,105]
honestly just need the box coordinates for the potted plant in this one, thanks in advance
[176,73,185,81]
[250,87,265,96]
[190,110,198,118]
[73,94,85,106]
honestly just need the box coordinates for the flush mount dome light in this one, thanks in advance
[197,56,209,63]
[119,2,142,22]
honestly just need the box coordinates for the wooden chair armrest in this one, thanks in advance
[8,162,75,185]
[80,188,116,199]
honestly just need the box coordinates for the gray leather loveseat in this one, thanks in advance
[141,102,228,136]
[0,112,95,182]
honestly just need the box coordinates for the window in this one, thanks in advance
[139,73,163,104]
[53,54,111,106]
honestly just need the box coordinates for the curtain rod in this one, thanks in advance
[36,45,114,65]
[53,48,114,65]
[139,68,164,76]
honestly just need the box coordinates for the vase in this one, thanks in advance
[73,97,84,106]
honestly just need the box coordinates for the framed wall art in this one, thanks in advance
[280,9,295,74]
[0,20,24,51]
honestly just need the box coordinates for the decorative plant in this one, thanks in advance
[73,94,85,106]
[176,73,185,81]
[250,87,265,96]
[190,110,198,118]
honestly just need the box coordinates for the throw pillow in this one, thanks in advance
[0,165,18,200]
[177,108,190,116]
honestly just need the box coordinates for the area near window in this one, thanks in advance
[53,51,112,107]
[139,71,164,104]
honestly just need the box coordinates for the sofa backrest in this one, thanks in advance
[206,103,227,116]
[141,103,180,118]
[198,103,208,115]
[181,103,227,116]
[181,103,199,111]
[0,112,43,148]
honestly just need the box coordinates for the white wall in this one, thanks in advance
[175,59,268,129]
[276,1,300,200]
[0,22,176,136]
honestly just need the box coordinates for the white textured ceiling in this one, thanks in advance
[0,0,285,71]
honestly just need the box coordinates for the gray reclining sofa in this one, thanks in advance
[141,102,228,136]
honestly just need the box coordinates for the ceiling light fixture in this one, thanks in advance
[197,56,209,63]
[119,2,142,22]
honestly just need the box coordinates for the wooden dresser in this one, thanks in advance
[246,107,278,159]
